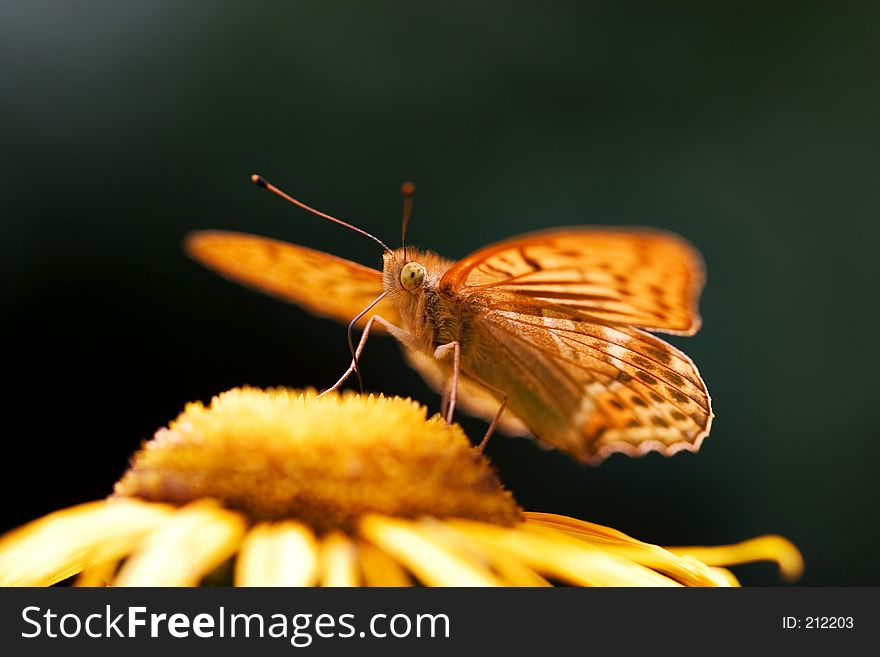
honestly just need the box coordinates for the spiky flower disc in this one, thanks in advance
[114,388,520,532]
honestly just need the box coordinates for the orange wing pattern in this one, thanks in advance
[464,302,713,464]
[185,231,401,330]
[440,228,704,335]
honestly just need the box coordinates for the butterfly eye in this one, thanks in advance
[400,262,426,291]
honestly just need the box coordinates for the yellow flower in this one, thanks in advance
[0,388,802,587]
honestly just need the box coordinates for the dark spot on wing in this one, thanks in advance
[645,347,672,364]
[518,248,542,271]
[617,371,632,382]
[631,395,647,407]
[482,261,513,277]
[649,392,663,404]
[636,371,658,385]
[651,416,669,428]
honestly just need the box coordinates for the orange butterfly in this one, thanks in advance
[185,176,712,464]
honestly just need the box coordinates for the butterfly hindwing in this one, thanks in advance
[462,300,712,463]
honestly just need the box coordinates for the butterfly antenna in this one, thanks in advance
[400,182,415,260]
[346,291,388,393]
[251,174,392,253]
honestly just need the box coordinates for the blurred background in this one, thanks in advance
[2,1,878,585]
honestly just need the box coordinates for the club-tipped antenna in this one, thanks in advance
[251,174,392,253]
[400,181,415,260]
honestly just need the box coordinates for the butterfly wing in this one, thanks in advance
[438,227,710,462]
[463,300,713,464]
[440,228,704,335]
[185,230,401,329]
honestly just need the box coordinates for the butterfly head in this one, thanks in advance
[383,247,456,300]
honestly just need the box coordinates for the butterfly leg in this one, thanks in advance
[440,384,451,420]
[319,315,416,395]
[460,371,508,452]
[433,341,461,424]
[477,394,507,452]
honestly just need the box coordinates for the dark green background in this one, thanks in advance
[2,2,878,585]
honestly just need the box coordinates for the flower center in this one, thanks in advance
[113,388,520,532]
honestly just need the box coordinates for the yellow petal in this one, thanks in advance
[666,535,804,582]
[235,521,319,586]
[421,520,550,587]
[359,515,503,586]
[523,512,648,545]
[0,499,174,587]
[448,519,682,587]
[523,519,735,586]
[319,532,361,587]
[75,559,118,587]
[709,566,741,587]
[113,501,245,586]
[526,513,799,583]
[357,540,413,587]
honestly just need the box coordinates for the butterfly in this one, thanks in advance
[185,175,712,464]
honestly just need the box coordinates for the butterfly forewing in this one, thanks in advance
[441,228,704,335]
[185,230,401,330]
